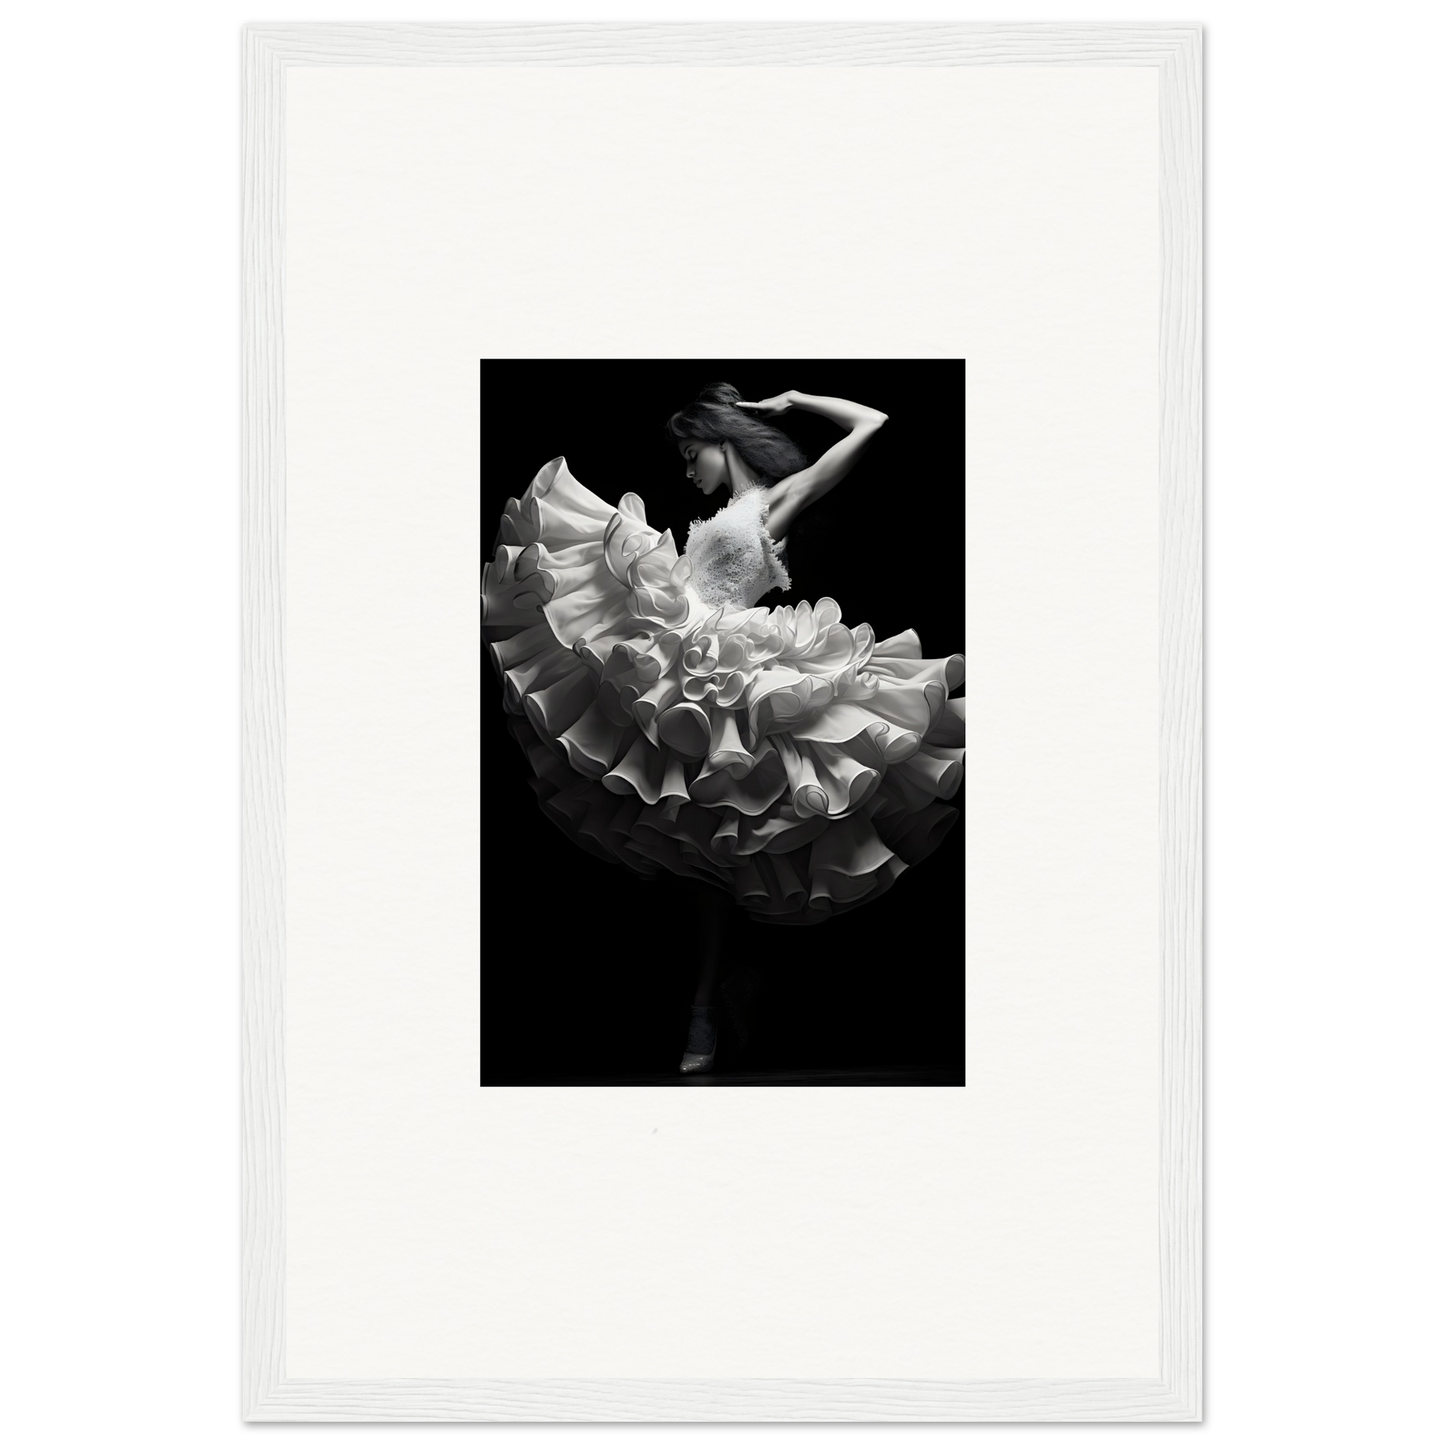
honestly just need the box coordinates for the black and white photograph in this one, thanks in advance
[238,36,1192,1413]
[480,361,966,1084]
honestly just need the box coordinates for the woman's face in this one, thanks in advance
[679,438,728,496]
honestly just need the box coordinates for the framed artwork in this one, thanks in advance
[243,21,1201,1422]
[479,358,967,1086]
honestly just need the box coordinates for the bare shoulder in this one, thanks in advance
[762,469,817,543]
[763,468,815,508]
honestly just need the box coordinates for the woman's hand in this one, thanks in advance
[733,391,795,417]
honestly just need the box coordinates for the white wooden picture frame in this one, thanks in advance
[236,14,1208,1433]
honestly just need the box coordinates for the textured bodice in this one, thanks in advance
[683,485,791,610]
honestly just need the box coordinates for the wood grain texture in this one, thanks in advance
[240,20,287,1428]
[241,19,1203,66]
[1155,24,1204,1428]
[245,1376,1192,1424]
[241,21,1202,1423]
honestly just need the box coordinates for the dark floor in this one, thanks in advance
[486,1065,965,1087]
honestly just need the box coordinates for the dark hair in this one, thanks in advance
[664,381,809,482]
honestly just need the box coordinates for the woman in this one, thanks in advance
[481,382,964,1074]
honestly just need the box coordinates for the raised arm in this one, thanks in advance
[735,390,888,540]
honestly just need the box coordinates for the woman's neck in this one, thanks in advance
[720,441,762,498]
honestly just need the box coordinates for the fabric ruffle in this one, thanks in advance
[482,457,965,924]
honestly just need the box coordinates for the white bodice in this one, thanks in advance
[683,485,791,610]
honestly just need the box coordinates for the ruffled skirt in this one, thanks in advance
[481,458,965,924]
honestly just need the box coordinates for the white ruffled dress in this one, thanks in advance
[481,457,965,924]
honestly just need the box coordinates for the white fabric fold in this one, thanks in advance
[481,458,966,922]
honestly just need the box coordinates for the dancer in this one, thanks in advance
[481,382,964,1073]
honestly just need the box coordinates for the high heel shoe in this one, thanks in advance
[679,1003,717,1074]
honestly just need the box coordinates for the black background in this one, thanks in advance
[480,360,965,1084]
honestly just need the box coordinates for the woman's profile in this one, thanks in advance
[481,381,965,1075]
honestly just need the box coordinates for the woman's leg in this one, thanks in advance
[681,884,729,1072]
[719,909,762,1056]
[692,884,728,1005]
